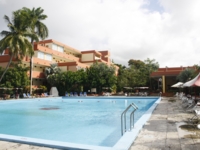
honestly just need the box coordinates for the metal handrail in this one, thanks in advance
[121,102,138,135]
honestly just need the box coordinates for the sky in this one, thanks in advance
[0,0,200,68]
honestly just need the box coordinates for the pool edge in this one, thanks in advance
[113,97,161,150]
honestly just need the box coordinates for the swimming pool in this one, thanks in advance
[0,96,160,150]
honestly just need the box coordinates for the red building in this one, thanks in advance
[151,66,196,95]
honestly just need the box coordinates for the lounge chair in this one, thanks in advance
[27,93,33,98]
[182,96,196,109]
[44,92,53,97]
[65,92,69,97]
[83,92,87,97]
[174,92,179,97]
[79,92,83,96]
[70,92,74,97]
[23,93,30,98]
[189,109,200,123]
[74,92,78,97]
[185,102,200,113]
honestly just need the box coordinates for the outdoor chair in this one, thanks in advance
[44,92,53,97]
[27,93,33,98]
[174,92,179,97]
[83,92,87,97]
[189,109,200,123]
[182,98,195,109]
[65,92,69,97]
[23,93,30,98]
[185,102,200,113]
[74,92,78,97]
[79,92,83,96]
[70,92,74,97]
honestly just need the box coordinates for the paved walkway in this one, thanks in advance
[0,97,199,150]
[130,97,200,150]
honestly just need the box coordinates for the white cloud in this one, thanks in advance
[1,0,200,67]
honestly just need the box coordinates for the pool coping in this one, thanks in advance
[0,96,161,150]
[113,97,161,150]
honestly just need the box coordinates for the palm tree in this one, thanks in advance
[44,63,61,87]
[21,7,49,94]
[0,10,38,83]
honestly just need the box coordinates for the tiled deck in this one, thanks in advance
[130,97,200,150]
[0,97,199,150]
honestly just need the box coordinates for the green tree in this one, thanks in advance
[21,7,48,94]
[144,58,159,90]
[115,64,129,92]
[0,63,30,97]
[177,68,196,82]
[116,58,159,93]
[128,59,145,69]
[127,64,147,87]
[0,11,37,83]
[86,62,117,93]
[6,64,29,88]
[45,63,61,86]
[126,59,149,88]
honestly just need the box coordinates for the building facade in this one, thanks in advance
[151,66,196,94]
[0,39,118,88]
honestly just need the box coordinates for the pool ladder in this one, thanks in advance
[121,102,138,135]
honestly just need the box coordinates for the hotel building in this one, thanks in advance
[0,39,118,89]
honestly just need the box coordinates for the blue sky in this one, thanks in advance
[0,0,200,68]
[142,0,164,13]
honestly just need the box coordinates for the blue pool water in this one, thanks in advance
[0,97,158,148]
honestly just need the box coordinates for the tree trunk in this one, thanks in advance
[30,42,34,95]
[0,54,14,83]
[30,54,33,94]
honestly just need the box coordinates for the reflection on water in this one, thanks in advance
[40,107,59,110]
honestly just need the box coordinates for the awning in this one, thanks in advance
[171,82,183,88]
[134,87,149,89]
[183,73,200,87]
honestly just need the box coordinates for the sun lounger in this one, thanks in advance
[185,102,200,113]
[83,92,87,97]
[65,92,69,97]
[70,92,73,97]
[44,93,53,97]
[74,92,78,97]
[27,93,34,98]
[79,92,83,96]
[189,109,200,123]
[182,96,196,109]
[23,93,31,98]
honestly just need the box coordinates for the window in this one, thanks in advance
[52,44,57,51]
[58,46,64,52]
[45,54,52,61]
[52,44,64,53]
[38,52,44,59]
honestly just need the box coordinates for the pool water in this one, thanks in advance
[0,97,157,147]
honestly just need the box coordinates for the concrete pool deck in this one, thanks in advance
[0,97,199,150]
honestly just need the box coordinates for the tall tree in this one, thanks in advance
[177,68,196,82]
[86,62,117,93]
[21,7,48,94]
[144,58,159,90]
[0,63,30,88]
[128,59,145,69]
[0,10,38,83]
[115,64,128,92]
[44,63,61,86]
